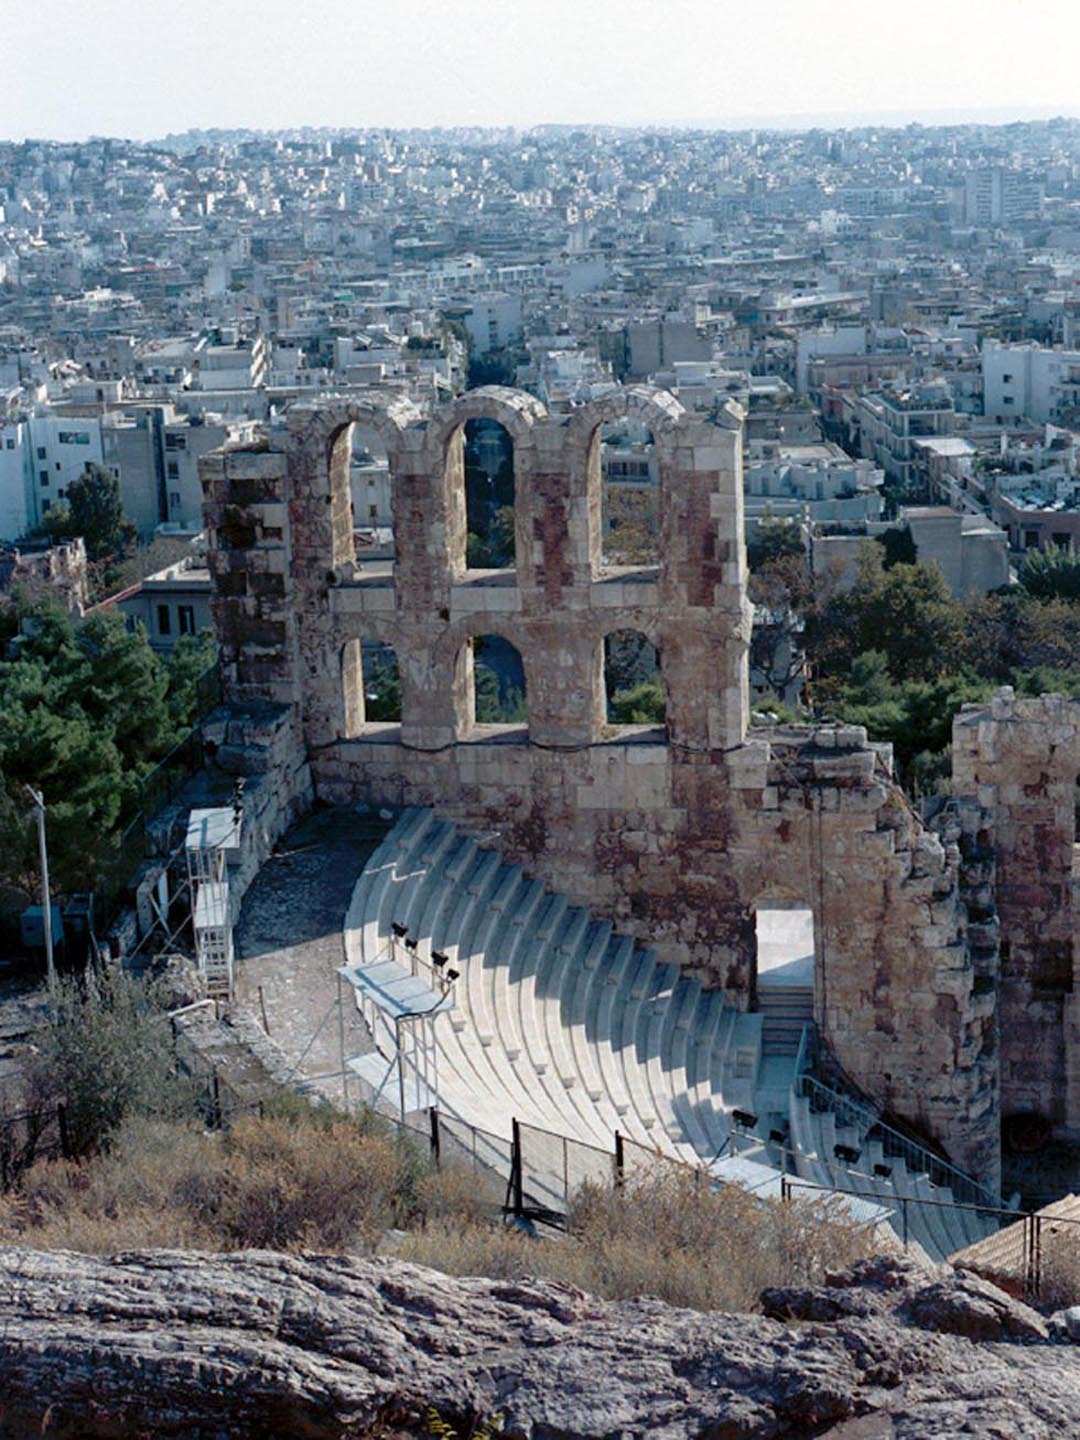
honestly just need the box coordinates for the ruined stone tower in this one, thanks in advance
[201,385,1000,1186]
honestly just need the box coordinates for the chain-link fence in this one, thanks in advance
[512,1119,617,1221]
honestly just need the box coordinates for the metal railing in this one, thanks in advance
[796,1072,995,1210]
[778,1174,1072,1301]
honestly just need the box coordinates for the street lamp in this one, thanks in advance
[24,785,56,990]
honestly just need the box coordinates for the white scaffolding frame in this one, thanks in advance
[186,806,242,1002]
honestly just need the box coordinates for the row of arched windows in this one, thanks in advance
[341,629,664,736]
[345,417,660,574]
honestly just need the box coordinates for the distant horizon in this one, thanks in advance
[7,105,1080,148]
[3,0,1078,144]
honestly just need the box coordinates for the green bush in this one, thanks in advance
[29,967,193,1158]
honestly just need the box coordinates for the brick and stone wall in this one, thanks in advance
[953,690,1080,1139]
[200,386,999,1185]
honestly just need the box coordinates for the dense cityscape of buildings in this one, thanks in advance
[6,118,1080,641]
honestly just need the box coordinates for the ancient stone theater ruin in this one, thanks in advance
[198,383,1080,1257]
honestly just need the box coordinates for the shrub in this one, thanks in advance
[28,967,196,1159]
[403,1165,877,1314]
[1035,1231,1080,1312]
[0,1108,434,1255]
[214,1112,427,1252]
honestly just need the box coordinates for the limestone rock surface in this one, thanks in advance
[0,1249,1078,1438]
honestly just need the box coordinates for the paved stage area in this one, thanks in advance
[232,806,389,1101]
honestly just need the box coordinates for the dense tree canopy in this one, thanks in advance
[1018,543,1080,602]
[751,538,1080,796]
[0,604,215,898]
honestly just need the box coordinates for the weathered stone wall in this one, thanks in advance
[200,386,998,1184]
[953,690,1080,1137]
[0,537,88,616]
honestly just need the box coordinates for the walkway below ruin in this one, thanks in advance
[232,806,390,1101]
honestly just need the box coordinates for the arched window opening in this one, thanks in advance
[363,641,401,722]
[464,419,515,570]
[600,420,658,566]
[341,638,401,737]
[754,903,815,1047]
[472,635,527,727]
[349,425,392,561]
[604,629,664,725]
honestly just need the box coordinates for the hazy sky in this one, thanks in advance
[3,0,1079,139]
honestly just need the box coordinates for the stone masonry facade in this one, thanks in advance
[954,691,1080,1139]
[200,385,1000,1187]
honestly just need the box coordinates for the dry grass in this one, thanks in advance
[400,1163,877,1313]
[0,1109,432,1255]
[0,1113,878,1314]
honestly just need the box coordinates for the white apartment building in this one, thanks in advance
[982,340,1080,426]
[456,293,524,355]
[25,415,104,530]
[854,383,957,490]
[745,441,884,528]
[963,167,1043,226]
[193,334,269,391]
[0,420,31,539]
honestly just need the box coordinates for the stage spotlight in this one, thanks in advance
[873,1162,893,1179]
[732,1109,757,1130]
[404,936,419,953]
[834,1144,860,1165]
[391,922,408,939]
[431,951,449,969]
[445,968,460,983]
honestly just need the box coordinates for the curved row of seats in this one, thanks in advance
[344,809,784,1172]
[344,808,999,1261]
[787,1091,997,1261]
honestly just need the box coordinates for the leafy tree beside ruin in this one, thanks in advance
[41,463,136,564]
[0,605,212,899]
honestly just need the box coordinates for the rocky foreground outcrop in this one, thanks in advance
[0,1248,1077,1438]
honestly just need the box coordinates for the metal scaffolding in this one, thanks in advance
[185,803,242,1001]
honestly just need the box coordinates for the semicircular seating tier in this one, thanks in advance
[342,808,1000,1263]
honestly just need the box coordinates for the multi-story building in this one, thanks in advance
[982,340,1080,427]
[24,415,103,531]
[963,167,1043,226]
[745,440,884,529]
[853,382,957,494]
[102,406,258,536]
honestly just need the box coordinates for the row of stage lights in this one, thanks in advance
[730,1108,892,1178]
[391,922,460,983]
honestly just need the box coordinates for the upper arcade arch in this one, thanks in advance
[426,387,547,581]
[287,394,419,576]
[567,386,687,578]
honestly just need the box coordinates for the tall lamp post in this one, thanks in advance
[24,785,56,990]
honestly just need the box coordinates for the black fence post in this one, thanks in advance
[1025,1212,1043,1300]
[902,1197,909,1251]
[614,1131,625,1191]
[509,1117,524,1219]
[430,1107,441,1170]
